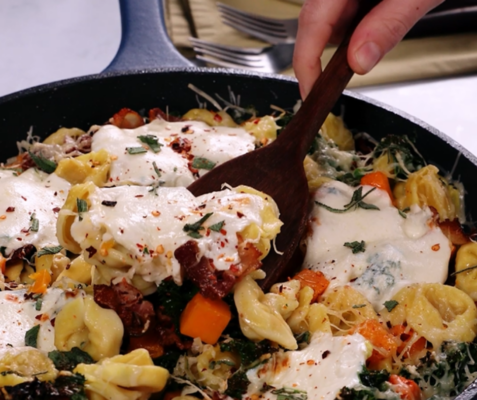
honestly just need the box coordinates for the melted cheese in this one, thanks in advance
[0,169,70,255]
[303,181,451,309]
[91,119,255,187]
[246,332,368,400]
[0,287,83,352]
[70,185,280,285]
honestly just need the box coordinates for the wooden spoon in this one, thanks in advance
[188,0,379,290]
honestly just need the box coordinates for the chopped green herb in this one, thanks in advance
[76,198,88,221]
[25,325,40,348]
[126,146,147,155]
[183,212,213,238]
[138,134,162,153]
[398,209,407,218]
[352,304,366,309]
[36,245,63,258]
[383,300,399,312]
[143,247,149,255]
[296,331,311,344]
[271,387,308,400]
[29,213,39,232]
[48,347,94,371]
[344,240,366,254]
[451,265,477,276]
[35,297,43,311]
[191,157,216,170]
[152,161,161,177]
[315,187,380,214]
[209,220,225,232]
[28,151,57,173]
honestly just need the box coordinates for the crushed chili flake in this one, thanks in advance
[237,212,244,218]
[5,207,15,212]
[86,246,97,258]
[322,350,331,359]
[21,196,27,201]
[52,207,60,213]
[432,244,440,251]
[0,215,6,220]
[135,195,144,198]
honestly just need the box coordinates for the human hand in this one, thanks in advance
[293,0,444,98]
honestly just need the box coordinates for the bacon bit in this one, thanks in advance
[151,210,161,217]
[5,207,15,213]
[237,212,244,218]
[52,207,60,213]
[431,244,440,251]
[220,241,225,248]
[156,244,165,255]
[0,215,6,220]
[148,107,182,122]
[100,239,115,257]
[438,219,470,245]
[110,108,145,129]
[110,155,118,161]
[86,246,97,258]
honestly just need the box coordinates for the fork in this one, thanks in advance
[216,2,298,45]
[190,37,294,73]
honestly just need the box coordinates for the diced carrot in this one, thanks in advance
[389,374,421,400]
[180,292,231,345]
[390,325,426,358]
[292,269,329,302]
[360,171,394,202]
[29,269,52,294]
[0,254,6,274]
[350,319,398,363]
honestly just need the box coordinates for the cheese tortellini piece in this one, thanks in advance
[43,127,86,145]
[0,347,58,386]
[320,113,354,151]
[55,149,112,187]
[395,165,456,221]
[243,115,279,144]
[455,242,477,300]
[234,271,297,350]
[321,286,378,334]
[381,283,477,348]
[54,295,123,361]
[182,109,237,127]
[74,349,169,400]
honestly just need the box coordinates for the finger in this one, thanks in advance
[348,0,444,74]
[293,0,354,99]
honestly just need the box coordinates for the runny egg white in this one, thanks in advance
[0,169,70,255]
[91,119,255,187]
[246,332,369,400]
[303,181,451,309]
[0,287,83,352]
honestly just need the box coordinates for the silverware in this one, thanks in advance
[189,37,294,73]
[217,2,298,44]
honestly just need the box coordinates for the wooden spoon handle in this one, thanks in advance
[277,0,381,159]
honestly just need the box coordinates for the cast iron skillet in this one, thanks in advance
[1,0,477,398]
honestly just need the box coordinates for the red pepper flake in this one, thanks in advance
[86,246,97,258]
[220,229,227,235]
[432,244,440,251]
[35,314,43,321]
[21,196,27,201]
[119,228,124,234]
[237,212,244,218]
[253,118,260,124]
[52,207,60,213]
[220,241,225,248]
[5,207,15,212]
[135,195,144,198]
[16,238,22,241]
[50,318,56,327]
[136,243,144,250]
[213,113,223,122]
[322,350,331,359]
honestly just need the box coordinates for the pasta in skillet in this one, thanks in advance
[0,94,475,400]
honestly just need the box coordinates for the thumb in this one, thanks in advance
[348,0,444,74]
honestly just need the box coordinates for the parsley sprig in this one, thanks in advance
[315,187,380,213]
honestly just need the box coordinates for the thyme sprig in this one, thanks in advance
[315,187,380,214]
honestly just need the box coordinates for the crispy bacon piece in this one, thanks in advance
[438,219,470,246]
[175,240,240,300]
[110,108,145,129]
[149,107,183,122]
[237,234,262,277]
[94,279,155,336]
[9,244,35,262]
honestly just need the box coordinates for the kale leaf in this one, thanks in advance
[225,370,251,399]
[48,347,94,371]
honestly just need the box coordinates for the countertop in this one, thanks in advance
[1,0,476,154]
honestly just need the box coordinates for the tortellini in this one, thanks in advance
[320,113,355,151]
[234,271,297,350]
[54,294,123,361]
[243,115,278,144]
[303,155,333,191]
[380,283,477,348]
[55,149,112,187]
[182,109,237,127]
[43,127,86,145]
[455,242,477,300]
[74,349,169,400]
[394,165,456,221]
[0,347,58,386]
[321,286,378,334]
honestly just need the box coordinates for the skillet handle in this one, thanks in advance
[104,0,193,72]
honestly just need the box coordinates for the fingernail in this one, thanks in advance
[355,42,382,73]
